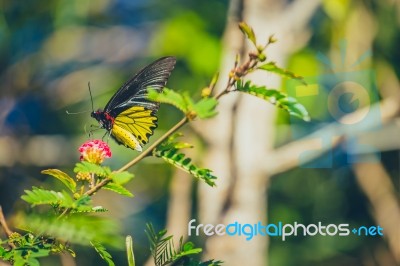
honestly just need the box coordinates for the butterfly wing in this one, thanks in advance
[104,56,176,151]
[105,56,176,116]
[111,106,158,151]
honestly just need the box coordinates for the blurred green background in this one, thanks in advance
[0,0,399,265]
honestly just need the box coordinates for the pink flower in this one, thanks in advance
[79,140,111,164]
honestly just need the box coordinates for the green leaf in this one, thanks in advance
[236,80,310,121]
[146,223,175,266]
[198,260,224,266]
[41,169,76,192]
[155,134,217,186]
[29,248,51,258]
[145,224,206,266]
[103,183,133,197]
[69,196,108,213]
[126,235,135,266]
[21,187,74,207]
[239,22,256,46]
[74,161,110,177]
[155,148,217,187]
[91,241,115,266]
[109,171,134,185]
[17,214,122,247]
[148,88,188,113]
[156,133,193,152]
[258,62,307,85]
[191,98,218,119]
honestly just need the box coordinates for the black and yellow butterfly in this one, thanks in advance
[91,56,176,151]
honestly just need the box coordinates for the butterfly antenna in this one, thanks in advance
[88,81,95,112]
[66,110,90,115]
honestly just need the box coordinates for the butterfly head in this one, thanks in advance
[91,110,114,131]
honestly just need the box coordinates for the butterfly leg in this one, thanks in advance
[87,124,101,139]
[101,130,112,144]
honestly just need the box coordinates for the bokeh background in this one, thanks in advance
[0,0,399,265]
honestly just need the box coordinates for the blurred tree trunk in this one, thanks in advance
[198,0,321,265]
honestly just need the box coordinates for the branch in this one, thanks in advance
[283,0,323,32]
[352,160,400,263]
[266,96,400,176]
[117,117,188,173]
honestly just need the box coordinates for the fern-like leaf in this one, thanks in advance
[146,224,204,266]
[16,214,121,247]
[154,134,217,187]
[148,88,218,120]
[91,241,115,266]
[21,187,74,208]
[258,62,306,85]
[148,88,188,113]
[103,183,133,197]
[236,80,310,121]
[146,224,174,266]
[155,148,216,187]
[109,171,134,185]
[190,97,218,119]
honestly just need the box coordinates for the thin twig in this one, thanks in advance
[0,205,16,249]
[0,206,13,237]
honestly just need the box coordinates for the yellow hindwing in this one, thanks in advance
[112,106,157,151]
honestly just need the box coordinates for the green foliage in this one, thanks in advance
[21,187,74,208]
[103,183,134,197]
[145,224,204,266]
[154,134,217,186]
[16,215,122,247]
[21,187,104,213]
[41,169,76,192]
[236,80,310,121]
[148,88,188,113]
[148,88,218,120]
[91,241,115,266]
[258,62,307,86]
[74,161,111,177]
[126,235,135,266]
[109,171,134,185]
[186,97,218,119]
[0,232,74,266]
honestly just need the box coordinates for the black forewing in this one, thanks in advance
[105,56,176,117]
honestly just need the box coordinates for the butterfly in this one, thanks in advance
[91,56,176,151]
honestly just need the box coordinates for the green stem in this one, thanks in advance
[117,116,188,173]
[83,116,189,197]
